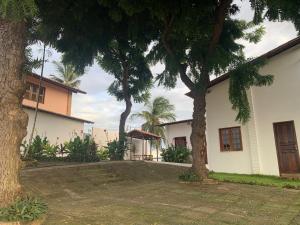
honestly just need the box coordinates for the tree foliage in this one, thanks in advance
[51,61,83,88]
[0,0,36,20]
[131,96,176,139]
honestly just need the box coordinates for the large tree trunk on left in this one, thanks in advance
[118,96,132,159]
[0,19,28,208]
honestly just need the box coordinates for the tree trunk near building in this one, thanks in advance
[190,91,209,179]
[0,19,28,207]
[118,96,132,159]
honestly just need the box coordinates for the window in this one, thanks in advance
[24,82,45,103]
[174,137,187,148]
[219,127,242,151]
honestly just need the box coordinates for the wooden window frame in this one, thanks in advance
[174,136,187,148]
[219,126,243,152]
[24,82,46,104]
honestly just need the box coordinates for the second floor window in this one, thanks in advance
[24,82,45,103]
[219,127,243,151]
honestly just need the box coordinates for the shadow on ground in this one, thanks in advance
[21,161,300,225]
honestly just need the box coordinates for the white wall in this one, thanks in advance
[24,108,84,144]
[206,44,300,176]
[252,45,300,175]
[124,138,161,161]
[206,81,254,174]
[165,122,192,149]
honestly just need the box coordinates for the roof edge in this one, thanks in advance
[159,119,193,127]
[28,73,87,94]
[23,105,94,124]
[186,36,300,97]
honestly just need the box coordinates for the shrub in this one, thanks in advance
[179,170,201,182]
[98,147,110,160]
[0,197,47,222]
[107,140,126,160]
[161,145,190,163]
[66,135,99,162]
[22,135,59,160]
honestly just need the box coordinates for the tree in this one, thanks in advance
[36,0,156,158]
[131,96,175,139]
[97,38,152,159]
[0,0,36,207]
[117,0,300,179]
[35,0,300,175]
[51,61,83,88]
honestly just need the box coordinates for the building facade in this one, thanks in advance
[162,37,300,176]
[23,73,92,144]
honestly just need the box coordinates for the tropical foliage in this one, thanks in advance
[0,196,47,222]
[22,134,100,162]
[161,145,190,163]
[106,139,127,160]
[50,61,83,88]
[131,96,175,139]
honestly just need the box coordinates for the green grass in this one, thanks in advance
[209,172,300,189]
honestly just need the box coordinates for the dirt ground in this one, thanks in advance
[21,161,300,225]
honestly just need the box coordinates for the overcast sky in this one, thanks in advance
[31,1,298,131]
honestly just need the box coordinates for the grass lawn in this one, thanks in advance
[209,172,300,189]
[21,161,300,225]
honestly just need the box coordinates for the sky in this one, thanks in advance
[31,1,298,132]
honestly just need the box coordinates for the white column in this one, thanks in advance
[246,88,261,174]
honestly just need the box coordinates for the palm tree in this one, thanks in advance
[51,61,83,88]
[131,97,176,139]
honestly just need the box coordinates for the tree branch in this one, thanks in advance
[200,0,232,84]
[207,0,233,57]
[162,15,194,90]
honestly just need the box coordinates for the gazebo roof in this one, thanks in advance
[127,129,161,140]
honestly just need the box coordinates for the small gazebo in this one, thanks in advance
[126,129,161,161]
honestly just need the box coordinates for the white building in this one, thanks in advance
[161,37,300,176]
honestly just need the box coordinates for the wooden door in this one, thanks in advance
[174,137,187,148]
[274,121,300,174]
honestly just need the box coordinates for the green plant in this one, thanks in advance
[22,135,48,160]
[98,147,110,160]
[43,143,59,159]
[0,196,47,222]
[66,135,99,162]
[22,135,59,161]
[161,145,190,163]
[179,170,201,182]
[107,140,126,160]
[209,172,300,189]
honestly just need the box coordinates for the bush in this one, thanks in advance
[107,140,126,160]
[22,135,59,160]
[161,145,190,163]
[0,197,47,222]
[179,170,201,182]
[66,135,99,162]
[98,147,110,160]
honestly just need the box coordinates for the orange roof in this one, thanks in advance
[127,129,161,140]
[28,73,86,94]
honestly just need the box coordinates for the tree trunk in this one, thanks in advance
[190,91,209,179]
[118,96,132,159]
[0,19,28,207]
